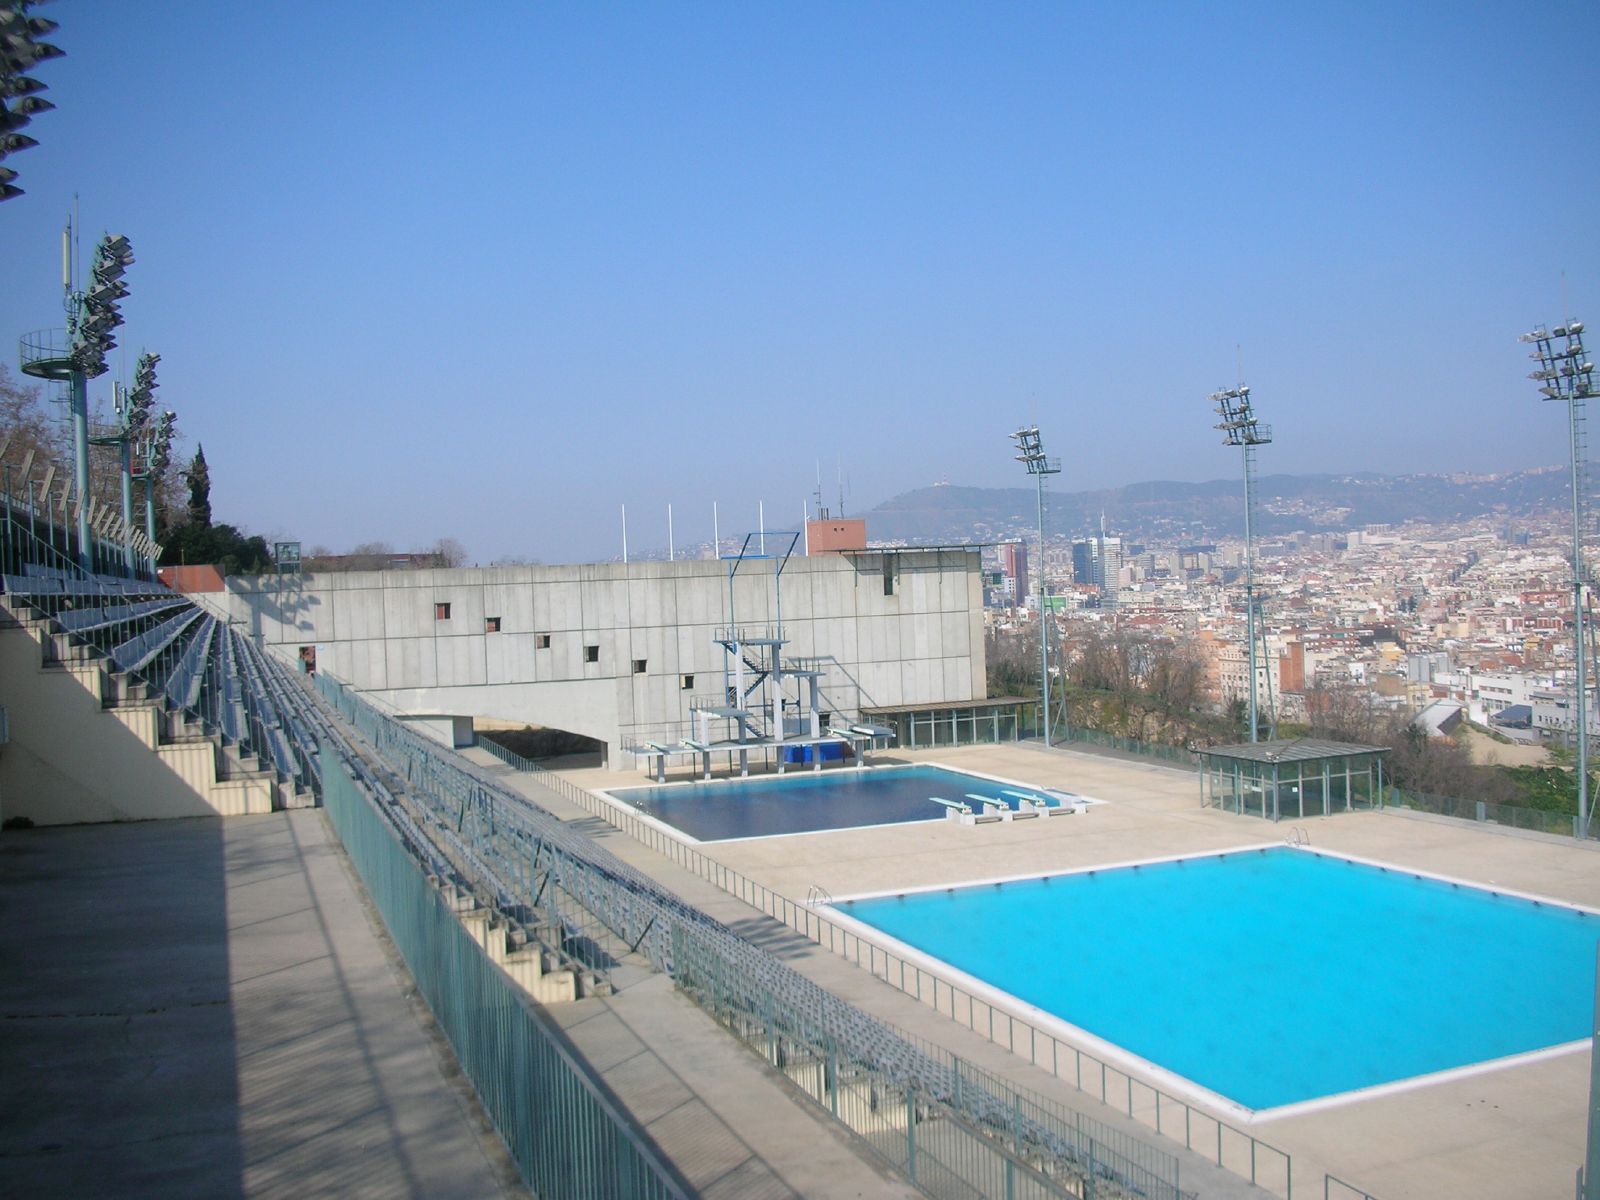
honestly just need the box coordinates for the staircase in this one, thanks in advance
[0,568,320,824]
[0,610,275,823]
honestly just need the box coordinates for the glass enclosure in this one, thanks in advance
[867,701,1034,750]
[1201,742,1387,821]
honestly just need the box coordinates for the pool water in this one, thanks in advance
[608,764,1052,842]
[838,848,1600,1111]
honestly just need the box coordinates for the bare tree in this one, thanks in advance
[429,537,468,567]
[0,364,66,466]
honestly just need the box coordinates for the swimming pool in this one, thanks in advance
[836,847,1600,1112]
[606,764,1073,842]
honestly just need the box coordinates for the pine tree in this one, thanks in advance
[184,444,212,528]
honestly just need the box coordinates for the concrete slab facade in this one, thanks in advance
[224,553,985,766]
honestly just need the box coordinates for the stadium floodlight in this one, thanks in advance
[53,231,134,567]
[112,351,159,571]
[1522,320,1597,842]
[1211,384,1274,742]
[131,408,176,573]
[0,1,65,202]
[71,233,133,377]
[151,409,176,475]
[124,350,158,437]
[1010,425,1062,747]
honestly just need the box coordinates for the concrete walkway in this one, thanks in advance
[546,978,921,1200]
[0,810,522,1199]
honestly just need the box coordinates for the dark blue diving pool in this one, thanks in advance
[606,764,1041,841]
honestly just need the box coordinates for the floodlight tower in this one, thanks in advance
[0,1,64,203]
[91,350,159,572]
[1522,320,1596,839]
[1212,385,1273,742]
[117,352,159,570]
[21,225,134,569]
[1011,426,1061,746]
[130,407,174,574]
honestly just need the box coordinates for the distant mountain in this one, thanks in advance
[863,467,1574,545]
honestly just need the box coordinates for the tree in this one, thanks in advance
[159,522,272,575]
[429,536,467,567]
[986,624,1041,697]
[184,444,211,528]
[0,363,66,466]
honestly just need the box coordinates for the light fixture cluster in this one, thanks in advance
[1211,385,1272,448]
[1522,322,1596,403]
[0,0,62,202]
[121,350,160,438]
[148,408,176,479]
[1010,425,1061,477]
[71,233,134,378]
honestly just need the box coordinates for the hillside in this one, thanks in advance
[864,466,1574,544]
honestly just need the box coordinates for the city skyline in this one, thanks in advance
[1,2,1596,563]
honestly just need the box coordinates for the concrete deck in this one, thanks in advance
[0,809,520,1199]
[549,739,1600,1200]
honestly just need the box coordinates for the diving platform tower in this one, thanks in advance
[688,529,829,770]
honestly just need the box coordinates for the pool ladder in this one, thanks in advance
[806,884,835,907]
[1285,825,1310,847]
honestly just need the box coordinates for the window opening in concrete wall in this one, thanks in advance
[681,673,694,690]
[584,644,599,663]
[485,617,501,633]
[536,633,551,649]
[633,659,647,674]
[435,602,451,620]
[883,567,896,596]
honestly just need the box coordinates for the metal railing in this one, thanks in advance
[475,734,1292,1198]
[1,447,157,581]
[317,674,1193,1200]
[1386,785,1599,840]
[1323,1175,1380,1200]
[1057,727,1201,768]
[320,743,689,1200]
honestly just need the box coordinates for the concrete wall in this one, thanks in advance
[223,552,986,765]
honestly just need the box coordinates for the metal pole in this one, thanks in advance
[1572,392,1591,837]
[1037,471,1050,747]
[119,436,134,573]
[1586,941,1600,1200]
[1,465,12,576]
[144,474,155,572]
[69,369,90,570]
[1243,443,1258,742]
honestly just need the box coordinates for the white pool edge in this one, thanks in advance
[820,843,1600,1121]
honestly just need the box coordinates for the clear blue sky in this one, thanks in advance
[3,2,1596,562]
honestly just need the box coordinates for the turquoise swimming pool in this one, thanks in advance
[838,847,1600,1111]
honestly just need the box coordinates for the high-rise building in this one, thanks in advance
[999,541,1029,604]
[1098,534,1123,606]
[1072,540,1097,587]
[1072,520,1124,608]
